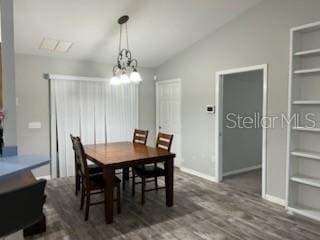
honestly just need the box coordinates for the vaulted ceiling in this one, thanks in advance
[14,0,261,67]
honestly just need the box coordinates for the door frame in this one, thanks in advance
[215,64,268,198]
[156,78,182,167]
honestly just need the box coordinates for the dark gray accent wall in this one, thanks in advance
[222,70,263,174]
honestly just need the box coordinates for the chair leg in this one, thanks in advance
[117,183,121,214]
[122,174,126,191]
[84,192,90,221]
[141,177,146,205]
[132,172,136,196]
[155,177,158,191]
[80,185,85,210]
[75,173,80,196]
[123,167,129,190]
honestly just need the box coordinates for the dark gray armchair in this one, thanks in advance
[0,179,46,238]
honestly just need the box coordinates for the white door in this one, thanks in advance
[156,79,182,167]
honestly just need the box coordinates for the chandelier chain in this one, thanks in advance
[119,24,122,52]
[126,23,129,50]
[118,22,129,52]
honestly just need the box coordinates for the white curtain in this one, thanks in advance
[50,76,139,178]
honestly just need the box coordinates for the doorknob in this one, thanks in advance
[159,126,162,129]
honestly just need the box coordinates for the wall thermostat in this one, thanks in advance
[206,105,215,114]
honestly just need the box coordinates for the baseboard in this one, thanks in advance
[175,159,185,169]
[180,167,217,182]
[36,175,51,180]
[264,194,286,206]
[223,165,262,177]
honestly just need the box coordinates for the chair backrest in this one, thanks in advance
[133,129,149,145]
[72,137,90,182]
[70,134,81,168]
[0,179,46,237]
[156,132,174,152]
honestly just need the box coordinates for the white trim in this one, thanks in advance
[156,78,182,167]
[36,175,51,180]
[264,194,286,206]
[215,64,268,198]
[216,64,268,76]
[45,73,109,82]
[285,29,294,208]
[215,74,223,181]
[291,21,320,32]
[287,206,320,222]
[180,167,218,182]
[223,165,261,177]
[156,78,181,85]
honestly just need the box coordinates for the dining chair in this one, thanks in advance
[72,136,121,221]
[122,129,149,190]
[70,135,102,196]
[132,132,173,205]
[133,129,149,145]
[0,179,46,238]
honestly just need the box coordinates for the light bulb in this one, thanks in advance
[120,74,130,84]
[130,71,142,83]
[110,76,120,85]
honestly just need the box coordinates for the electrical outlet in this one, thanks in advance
[28,122,42,129]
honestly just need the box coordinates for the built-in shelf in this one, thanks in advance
[295,48,320,57]
[292,127,320,133]
[291,175,320,188]
[287,21,320,222]
[293,100,320,105]
[291,150,320,160]
[288,205,320,222]
[294,68,320,74]
[293,21,320,33]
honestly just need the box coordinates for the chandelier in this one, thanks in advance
[110,15,142,85]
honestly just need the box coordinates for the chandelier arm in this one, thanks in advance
[126,23,129,50]
[129,59,138,70]
[125,50,132,66]
[113,65,120,75]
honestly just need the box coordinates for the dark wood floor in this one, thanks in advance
[223,169,262,195]
[27,169,320,240]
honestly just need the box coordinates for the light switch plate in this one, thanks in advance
[206,105,215,114]
[28,122,42,129]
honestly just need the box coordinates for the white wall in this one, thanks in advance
[222,70,263,175]
[155,0,320,200]
[15,54,156,176]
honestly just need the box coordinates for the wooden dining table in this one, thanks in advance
[84,141,176,224]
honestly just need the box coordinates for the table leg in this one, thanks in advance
[164,157,174,207]
[103,166,114,224]
[123,167,130,180]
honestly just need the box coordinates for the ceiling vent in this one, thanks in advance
[40,38,73,53]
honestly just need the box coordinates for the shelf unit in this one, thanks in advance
[286,21,320,221]
[292,100,320,105]
[288,205,320,221]
[294,68,320,74]
[295,48,320,57]
[291,149,320,160]
[292,127,320,133]
[291,175,320,188]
